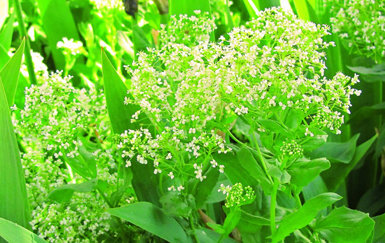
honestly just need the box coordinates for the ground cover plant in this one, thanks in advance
[1,0,385,242]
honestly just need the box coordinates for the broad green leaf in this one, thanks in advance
[0,39,25,105]
[310,134,359,164]
[357,184,385,216]
[64,145,97,179]
[169,0,211,16]
[0,0,7,29]
[272,192,342,243]
[108,202,190,243]
[0,217,46,243]
[348,64,385,82]
[132,22,151,56]
[373,213,385,243]
[214,146,272,193]
[48,179,98,203]
[314,207,374,243]
[237,210,269,233]
[0,78,30,229]
[0,13,14,51]
[302,176,328,201]
[159,192,191,217]
[195,228,236,243]
[37,0,79,69]
[322,135,377,191]
[258,119,290,136]
[101,50,159,205]
[287,158,330,191]
[194,168,219,208]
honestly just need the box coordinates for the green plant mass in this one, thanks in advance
[0,0,385,242]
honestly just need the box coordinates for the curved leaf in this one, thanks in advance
[0,217,46,243]
[108,202,190,243]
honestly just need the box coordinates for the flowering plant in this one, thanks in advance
[106,8,370,242]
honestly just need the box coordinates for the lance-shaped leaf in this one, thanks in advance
[0,78,30,229]
[0,39,25,105]
[108,202,190,243]
[0,217,46,243]
[101,50,159,205]
[272,192,342,243]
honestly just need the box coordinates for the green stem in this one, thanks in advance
[189,216,200,243]
[13,0,37,85]
[270,180,279,237]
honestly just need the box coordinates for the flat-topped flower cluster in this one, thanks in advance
[120,8,360,190]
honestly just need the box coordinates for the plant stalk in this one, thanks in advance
[270,180,279,237]
[14,0,37,85]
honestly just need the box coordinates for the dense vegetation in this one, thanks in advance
[0,0,384,242]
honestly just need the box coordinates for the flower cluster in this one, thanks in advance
[331,0,385,63]
[89,0,123,10]
[219,183,256,208]
[13,72,124,241]
[57,37,85,56]
[121,7,360,187]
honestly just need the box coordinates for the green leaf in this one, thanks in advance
[108,202,190,243]
[101,49,149,134]
[0,217,46,243]
[322,135,377,191]
[0,78,30,229]
[37,0,79,69]
[348,64,385,82]
[314,207,374,243]
[195,228,236,243]
[310,134,359,164]
[287,158,330,191]
[258,119,290,136]
[292,0,318,22]
[63,146,97,180]
[272,192,342,243]
[194,168,219,208]
[302,176,328,201]
[214,146,272,193]
[0,13,14,51]
[102,50,160,205]
[373,213,385,243]
[237,210,270,233]
[242,0,260,18]
[0,39,25,105]
[169,0,211,16]
[48,179,98,203]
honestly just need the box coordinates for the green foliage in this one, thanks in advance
[0,77,30,230]
[108,202,191,243]
[1,0,383,242]
[0,217,46,243]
